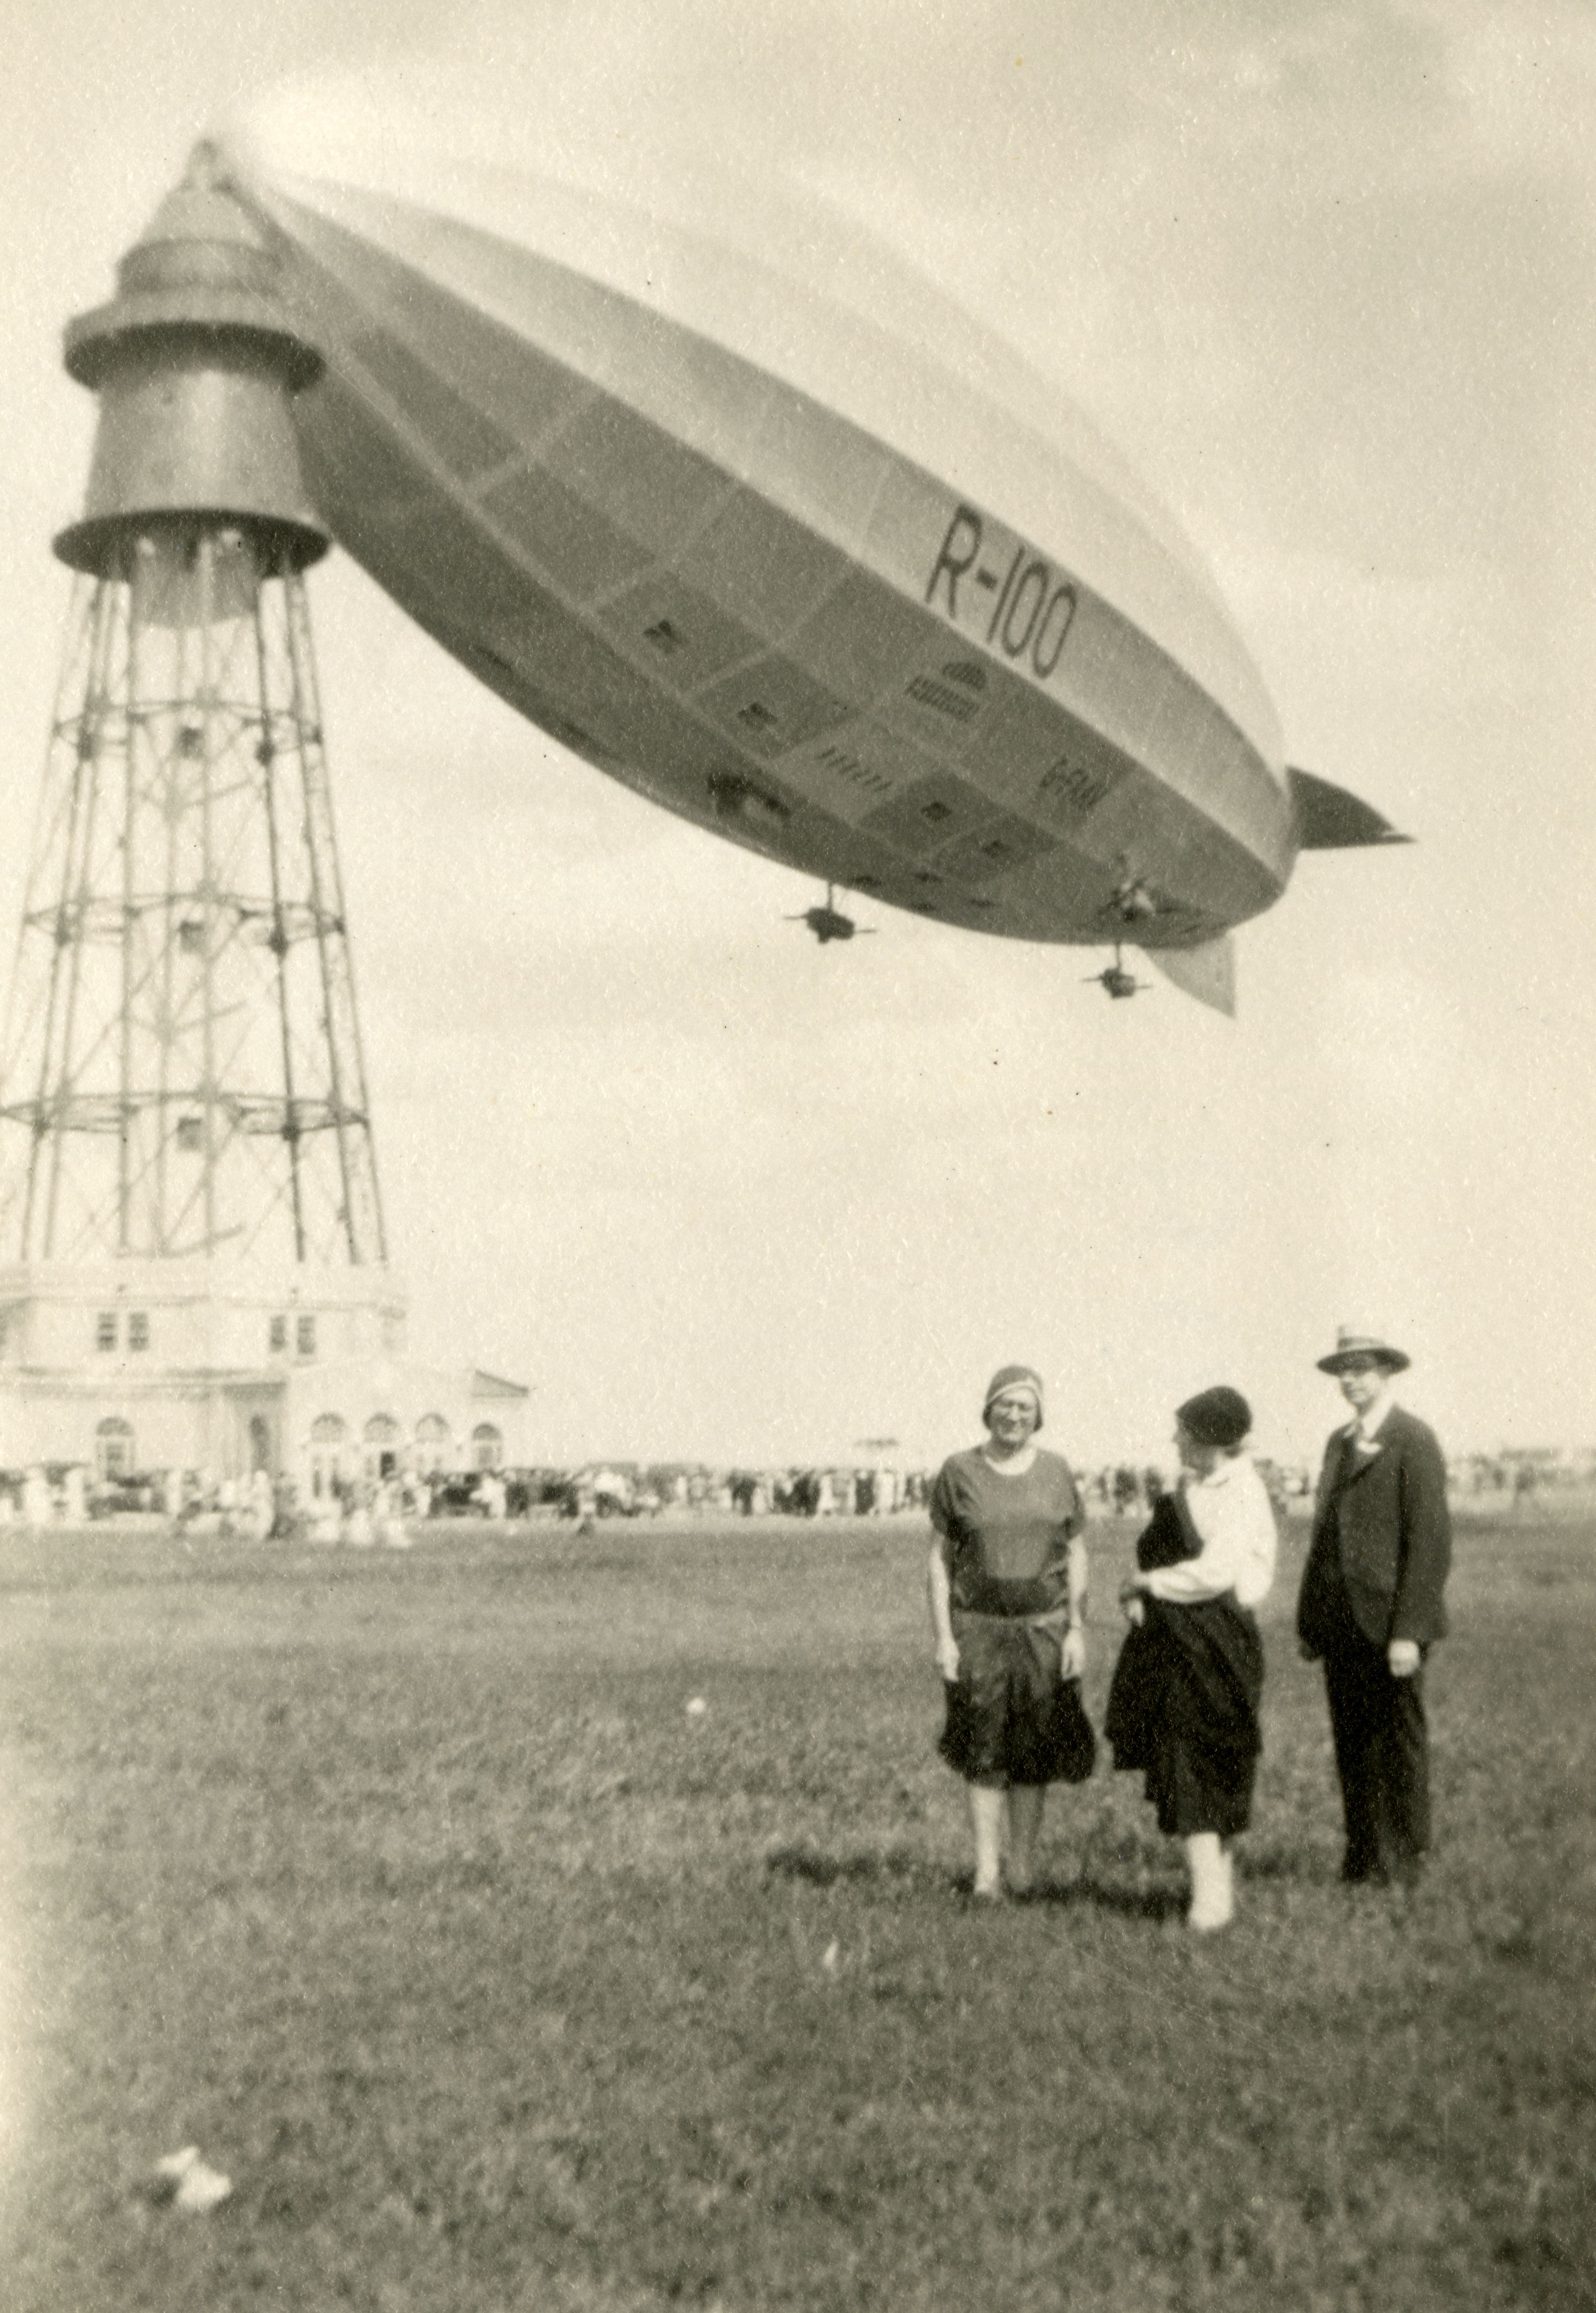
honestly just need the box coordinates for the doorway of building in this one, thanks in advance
[364,1413,400,1482]
[309,1413,347,1500]
[95,1416,135,1481]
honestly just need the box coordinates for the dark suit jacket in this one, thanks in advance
[1297,1404,1452,1655]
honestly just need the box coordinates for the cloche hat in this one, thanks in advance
[983,1364,1044,1429]
[1316,1326,1410,1376]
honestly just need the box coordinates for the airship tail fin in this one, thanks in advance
[1143,937,1236,1017]
[1288,767,1411,849]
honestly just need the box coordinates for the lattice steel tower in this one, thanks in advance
[0,144,385,1270]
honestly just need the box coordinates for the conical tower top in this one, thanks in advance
[55,142,327,576]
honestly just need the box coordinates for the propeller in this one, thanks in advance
[1083,944,1148,1000]
[785,883,875,944]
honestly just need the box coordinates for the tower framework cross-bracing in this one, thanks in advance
[2,532,384,1269]
[0,140,383,1274]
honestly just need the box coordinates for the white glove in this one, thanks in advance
[1060,1627,1086,1680]
[1387,1638,1421,1678]
[935,1635,961,1682]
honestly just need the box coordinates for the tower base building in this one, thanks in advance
[0,1261,528,1501]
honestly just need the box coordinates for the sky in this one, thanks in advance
[0,0,1591,1472]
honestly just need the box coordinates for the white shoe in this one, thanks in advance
[1187,1839,1234,1934]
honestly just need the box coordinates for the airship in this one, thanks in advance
[217,109,1404,1014]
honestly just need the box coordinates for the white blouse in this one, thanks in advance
[1141,1452,1277,1609]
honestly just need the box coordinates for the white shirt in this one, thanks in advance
[1142,1452,1278,1609]
[1345,1389,1396,1449]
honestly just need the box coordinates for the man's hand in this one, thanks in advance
[935,1635,960,1682]
[1387,1638,1421,1678]
[1061,1628,1086,1680]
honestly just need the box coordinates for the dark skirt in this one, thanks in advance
[1103,1595,1264,1838]
[939,1611,1096,1788]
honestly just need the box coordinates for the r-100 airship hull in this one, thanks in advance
[219,123,1392,1010]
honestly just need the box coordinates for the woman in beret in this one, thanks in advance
[927,1365,1094,1899]
[1104,1386,1276,1932]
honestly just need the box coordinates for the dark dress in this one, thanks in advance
[931,1447,1096,1789]
[1104,1493,1264,1838]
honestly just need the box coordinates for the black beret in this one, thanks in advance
[1176,1386,1252,1448]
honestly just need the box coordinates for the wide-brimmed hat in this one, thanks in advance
[983,1364,1044,1428]
[1317,1327,1409,1376]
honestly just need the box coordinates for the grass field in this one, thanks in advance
[0,1509,1591,2311]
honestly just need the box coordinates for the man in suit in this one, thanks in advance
[1297,1328,1452,1887]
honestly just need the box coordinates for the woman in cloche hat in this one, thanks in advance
[1104,1386,1278,1932]
[927,1365,1095,1899]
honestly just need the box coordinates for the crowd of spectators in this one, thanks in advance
[0,1442,1585,1538]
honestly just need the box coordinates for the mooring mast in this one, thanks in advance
[0,143,384,1270]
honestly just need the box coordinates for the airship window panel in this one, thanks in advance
[933,812,1057,887]
[438,599,706,781]
[699,656,854,761]
[479,464,651,603]
[675,494,851,640]
[549,399,735,563]
[347,329,520,482]
[594,575,763,692]
[862,771,996,860]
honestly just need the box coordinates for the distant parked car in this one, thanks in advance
[88,1471,161,1517]
[429,1473,488,1517]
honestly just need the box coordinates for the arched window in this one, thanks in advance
[308,1413,347,1501]
[95,1416,135,1480]
[415,1413,452,1477]
[472,1422,503,1472]
[363,1412,400,1481]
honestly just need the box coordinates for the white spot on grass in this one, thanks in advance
[822,1939,841,1977]
[146,2146,233,2213]
[685,1696,708,1718]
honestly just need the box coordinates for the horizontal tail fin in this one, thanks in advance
[1288,766,1411,849]
[1142,936,1235,1016]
